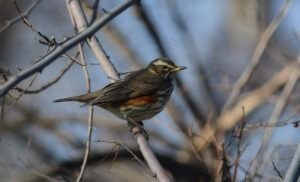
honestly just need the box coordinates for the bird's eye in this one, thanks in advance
[162,66,169,70]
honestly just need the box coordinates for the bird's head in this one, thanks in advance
[148,58,186,79]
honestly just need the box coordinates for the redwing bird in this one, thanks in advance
[53,58,186,122]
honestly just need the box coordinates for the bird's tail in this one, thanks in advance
[53,95,87,103]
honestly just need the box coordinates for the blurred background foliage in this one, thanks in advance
[0,0,299,181]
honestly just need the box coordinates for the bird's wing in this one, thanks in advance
[89,70,164,105]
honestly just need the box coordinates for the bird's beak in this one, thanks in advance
[171,66,186,73]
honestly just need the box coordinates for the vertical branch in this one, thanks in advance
[66,1,94,181]
[68,0,119,80]
[76,44,94,182]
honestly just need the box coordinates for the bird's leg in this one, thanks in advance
[127,117,149,139]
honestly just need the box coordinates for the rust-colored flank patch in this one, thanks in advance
[124,95,157,106]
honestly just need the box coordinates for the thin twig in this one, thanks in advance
[0,0,137,97]
[0,0,41,33]
[19,159,60,182]
[272,161,283,179]
[14,60,74,94]
[242,120,300,131]
[62,54,99,66]
[5,75,38,113]
[223,0,292,110]
[75,43,94,182]
[87,0,100,25]
[233,107,249,182]
[95,140,147,168]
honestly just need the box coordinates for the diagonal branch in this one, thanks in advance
[0,0,137,97]
[0,0,42,33]
[223,0,292,110]
[193,62,300,151]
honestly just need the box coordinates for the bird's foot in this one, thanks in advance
[127,118,149,140]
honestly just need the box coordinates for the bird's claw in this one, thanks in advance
[127,119,149,140]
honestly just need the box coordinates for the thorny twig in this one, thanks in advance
[62,54,99,66]
[0,0,41,33]
[14,60,74,94]
[0,0,136,97]
[14,0,57,53]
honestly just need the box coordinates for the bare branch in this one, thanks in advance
[65,1,96,181]
[75,43,94,182]
[193,62,299,152]
[219,62,299,131]
[250,58,299,175]
[5,75,38,113]
[223,0,292,110]
[0,0,137,97]
[95,140,147,169]
[232,106,247,182]
[0,0,42,33]
[14,60,74,94]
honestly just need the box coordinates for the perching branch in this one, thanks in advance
[65,0,172,182]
